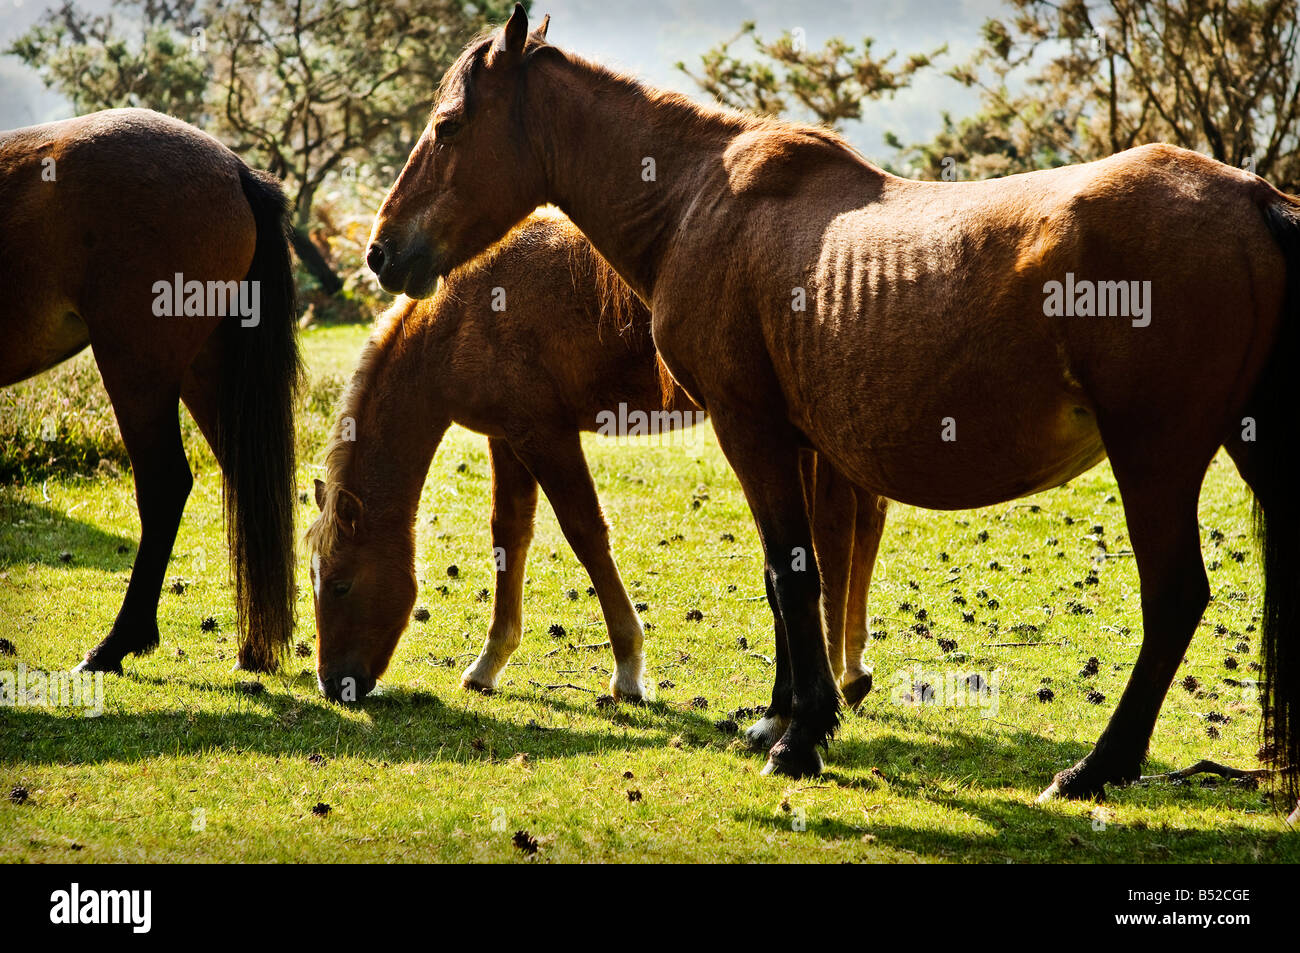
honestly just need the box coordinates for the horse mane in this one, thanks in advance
[304,307,406,558]
[440,27,871,170]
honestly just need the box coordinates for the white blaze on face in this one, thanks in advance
[311,553,322,599]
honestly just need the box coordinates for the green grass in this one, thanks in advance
[1,324,1296,862]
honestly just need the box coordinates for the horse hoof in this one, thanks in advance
[761,742,824,779]
[745,714,789,751]
[460,671,498,694]
[235,654,278,675]
[610,672,652,705]
[842,672,872,711]
[75,653,123,676]
[1038,764,1110,802]
[1035,780,1062,804]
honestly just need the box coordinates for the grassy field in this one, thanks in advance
[1,323,1296,863]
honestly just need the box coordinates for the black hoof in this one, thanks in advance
[75,649,124,676]
[761,741,824,779]
[1037,759,1133,803]
[842,672,872,711]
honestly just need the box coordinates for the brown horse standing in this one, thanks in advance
[308,210,882,708]
[0,108,300,673]
[367,7,1300,802]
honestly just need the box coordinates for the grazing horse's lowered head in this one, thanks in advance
[306,472,417,703]
[367,8,553,297]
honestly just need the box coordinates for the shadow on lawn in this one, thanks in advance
[0,496,135,570]
[4,670,1096,788]
[1,671,730,767]
[729,721,1293,859]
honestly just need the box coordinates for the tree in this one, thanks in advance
[8,0,210,124]
[212,0,513,293]
[896,0,1300,188]
[8,0,510,293]
[678,21,942,130]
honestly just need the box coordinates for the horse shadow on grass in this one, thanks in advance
[1,669,731,768]
[731,716,1294,859]
[3,669,1092,789]
[7,670,1292,857]
[0,496,135,570]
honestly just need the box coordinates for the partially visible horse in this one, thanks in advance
[366,6,1300,802]
[307,210,883,708]
[0,108,300,673]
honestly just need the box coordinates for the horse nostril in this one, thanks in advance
[366,242,386,274]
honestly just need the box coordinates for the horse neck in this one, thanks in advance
[527,54,734,300]
[339,307,452,529]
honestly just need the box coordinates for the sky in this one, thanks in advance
[0,0,1005,160]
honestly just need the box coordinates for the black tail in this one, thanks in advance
[1253,197,1300,805]
[218,165,302,672]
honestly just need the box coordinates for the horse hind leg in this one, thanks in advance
[842,485,885,710]
[1040,437,1212,800]
[462,438,539,693]
[77,376,193,673]
[809,455,880,711]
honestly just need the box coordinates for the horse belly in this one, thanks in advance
[0,307,91,387]
[791,352,1107,511]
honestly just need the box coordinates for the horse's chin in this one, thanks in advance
[402,271,440,300]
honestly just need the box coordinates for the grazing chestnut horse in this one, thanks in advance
[307,210,882,706]
[0,108,300,673]
[367,7,1300,801]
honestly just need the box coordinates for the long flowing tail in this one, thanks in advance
[219,165,302,672]
[1254,197,1300,804]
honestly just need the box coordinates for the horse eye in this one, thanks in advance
[330,580,352,597]
[436,120,463,141]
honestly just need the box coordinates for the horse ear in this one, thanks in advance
[336,488,363,537]
[532,14,550,41]
[313,478,326,511]
[490,2,529,66]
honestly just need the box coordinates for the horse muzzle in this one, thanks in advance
[318,671,377,703]
[367,236,439,299]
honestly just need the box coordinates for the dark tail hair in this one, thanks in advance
[1254,196,1300,805]
[218,165,302,672]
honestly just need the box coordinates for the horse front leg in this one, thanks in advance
[713,412,839,778]
[462,438,539,693]
[509,431,649,702]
